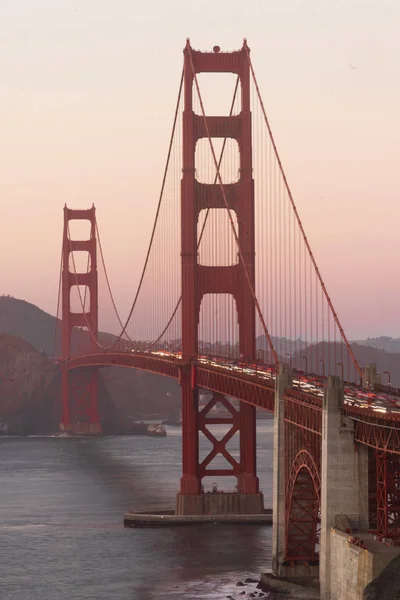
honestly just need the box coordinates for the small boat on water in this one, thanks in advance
[131,422,167,437]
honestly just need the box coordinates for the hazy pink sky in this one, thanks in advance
[1,0,399,339]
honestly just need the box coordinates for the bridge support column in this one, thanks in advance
[59,206,102,436]
[176,383,264,516]
[238,402,259,494]
[272,364,291,575]
[362,363,381,389]
[320,376,369,600]
[176,41,264,516]
[60,362,72,432]
[176,369,202,514]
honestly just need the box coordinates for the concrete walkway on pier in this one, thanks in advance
[124,508,272,528]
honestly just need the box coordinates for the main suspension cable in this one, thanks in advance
[187,45,279,367]
[66,69,185,352]
[146,75,241,350]
[95,218,133,342]
[52,237,63,358]
[244,46,362,378]
[67,223,103,348]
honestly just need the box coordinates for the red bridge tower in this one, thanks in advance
[60,205,101,436]
[176,40,264,515]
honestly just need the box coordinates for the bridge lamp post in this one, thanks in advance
[383,370,391,386]
[337,362,344,381]
[302,355,308,374]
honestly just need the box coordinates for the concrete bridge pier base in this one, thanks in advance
[272,364,292,576]
[175,492,264,515]
[320,376,369,600]
[272,364,319,579]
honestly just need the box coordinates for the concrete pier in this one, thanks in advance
[320,376,369,600]
[59,422,102,435]
[176,491,265,516]
[271,365,318,579]
[124,508,272,528]
[328,529,400,600]
[272,364,291,575]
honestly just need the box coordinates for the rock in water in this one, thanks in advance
[363,553,400,600]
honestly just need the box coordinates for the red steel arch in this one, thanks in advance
[285,450,321,565]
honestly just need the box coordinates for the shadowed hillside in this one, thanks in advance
[0,333,120,434]
[0,295,118,356]
[2,295,399,424]
[0,295,59,355]
[292,342,400,386]
[0,295,181,420]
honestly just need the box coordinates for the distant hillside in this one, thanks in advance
[0,295,118,356]
[256,334,308,357]
[0,295,59,355]
[292,342,400,386]
[352,336,400,354]
[0,333,119,434]
[0,295,181,419]
[3,295,399,421]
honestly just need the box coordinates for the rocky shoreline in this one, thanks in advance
[226,577,268,599]
[227,574,320,600]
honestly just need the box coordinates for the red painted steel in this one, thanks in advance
[376,451,388,538]
[368,448,377,533]
[54,39,400,550]
[284,390,322,564]
[68,351,181,380]
[180,40,259,494]
[61,206,100,432]
[386,453,400,539]
[373,451,400,540]
[285,450,321,563]
[353,413,400,453]
[65,346,400,542]
[198,393,240,478]
[195,365,275,410]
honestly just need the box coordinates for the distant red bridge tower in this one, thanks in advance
[176,40,264,515]
[60,205,101,436]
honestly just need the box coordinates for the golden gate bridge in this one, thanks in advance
[51,40,400,593]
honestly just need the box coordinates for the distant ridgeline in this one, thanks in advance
[0,296,181,433]
[0,295,400,435]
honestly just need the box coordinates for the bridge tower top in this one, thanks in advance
[61,205,98,360]
[181,40,255,362]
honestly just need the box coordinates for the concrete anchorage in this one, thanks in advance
[320,376,369,600]
[271,371,370,597]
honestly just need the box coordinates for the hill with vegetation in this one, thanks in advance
[292,342,400,387]
[0,295,118,356]
[2,295,400,433]
[0,333,120,434]
[0,295,181,426]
